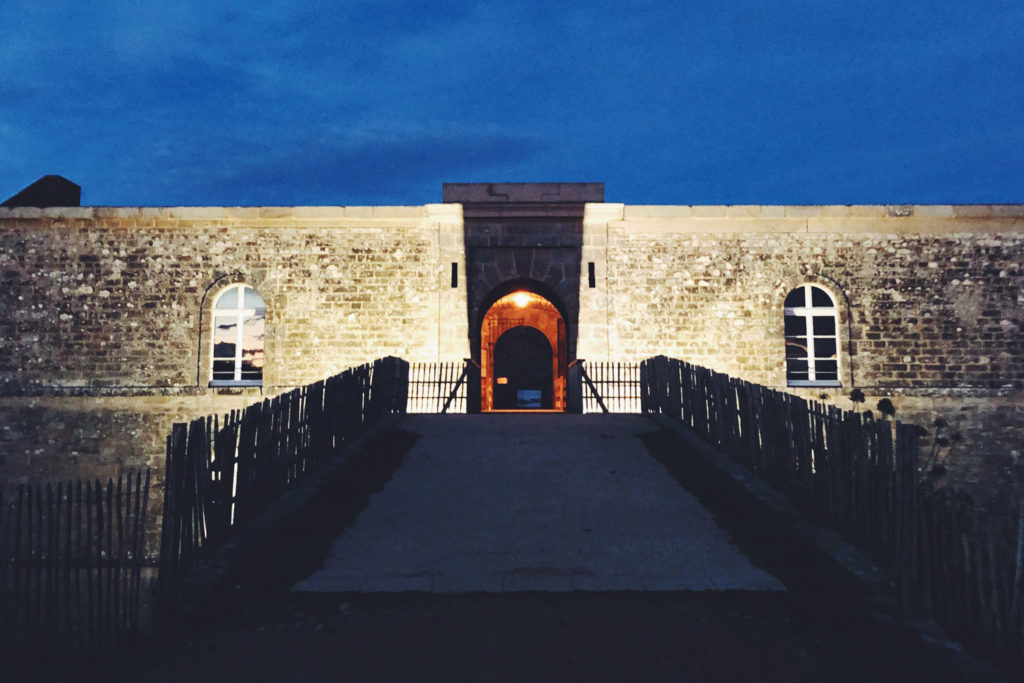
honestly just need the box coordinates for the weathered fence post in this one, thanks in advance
[567,360,583,413]
[466,358,481,413]
[895,422,920,614]
[394,357,410,414]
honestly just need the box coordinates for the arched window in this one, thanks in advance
[784,284,840,386]
[211,284,265,385]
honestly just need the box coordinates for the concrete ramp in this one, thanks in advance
[294,414,783,593]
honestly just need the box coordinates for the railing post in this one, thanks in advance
[466,358,481,413]
[895,422,920,614]
[393,357,409,414]
[648,355,665,415]
[639,360,650,413]
[567,360,583,413]
[666,358,682,423]
[157,423,188,607]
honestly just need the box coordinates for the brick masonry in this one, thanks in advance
[0,200,1021,493]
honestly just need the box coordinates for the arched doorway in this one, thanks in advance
[480,289,567,411]
[493,326,553,409]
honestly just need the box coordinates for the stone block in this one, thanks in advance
[342,206,374,218]
[783,206,823,218]
[847,205,888,218]
[165,207,220,220]
[424,203,463,220]
[623,205,692,219]
[291,206,346,219]
[442,182,603,204]
[257,207,293,218]
[42,207,94,219]
[913,205,955,218]
[372,206,424,218]
[690,205,729,218]
[724,205,762,218]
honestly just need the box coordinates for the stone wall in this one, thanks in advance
[593,205,1023,391]
[0,200,1021,495]
[0,205,465,483]
[0,205,464,393]
[590,204,1024,492]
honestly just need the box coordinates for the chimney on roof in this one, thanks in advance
[2,175,81,208]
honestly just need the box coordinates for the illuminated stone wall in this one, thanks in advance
[0,204,468,483]
[0,200,1021,490]
[593,205,1024,391]
[587,204,1024,484]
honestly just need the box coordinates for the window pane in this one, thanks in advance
[241,313,264,349]
[215,287,238,309]
[815,338,837,358]
[243,286,265,309]
[815,360,839,380]
[813,316,836,335]
[786,358,808,380]
[212,360,236,380]
[784,316,806,336]
[785,339,807,358]
[784,288,805,307]
[213,316,237,359]
[810,286,833,307]
[240,310,264,381]
[240,358,263,380]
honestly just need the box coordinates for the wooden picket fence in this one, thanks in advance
[158,357,408,600]
[0,470,151,659]
[910,491,1024,669]
[406,361,470,413]
[641,355,1024,671]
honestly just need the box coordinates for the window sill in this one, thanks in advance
[209,380,263,388]
[787,380,842,388]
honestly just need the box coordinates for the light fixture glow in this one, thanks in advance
[512,291,530,308]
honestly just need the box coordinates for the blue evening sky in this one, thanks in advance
[2,1,1022,206]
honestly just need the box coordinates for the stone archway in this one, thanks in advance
[480,290,567,411]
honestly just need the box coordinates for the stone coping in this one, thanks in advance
[2,203,1023,221]
[1,204,1022,235]
[0,204,460,223]
[621,204,1024,219]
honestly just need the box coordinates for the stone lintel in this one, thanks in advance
[443,182,604,204]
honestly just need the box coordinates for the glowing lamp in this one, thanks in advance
[512,291,530,308]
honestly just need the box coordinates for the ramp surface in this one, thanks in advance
[294,414,783,592]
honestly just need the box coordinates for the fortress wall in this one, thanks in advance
[0,206,458,483]
[0,202,1021,492]
[601,206,1024,489]
[603,206,1024,391]
[0,206,453,393]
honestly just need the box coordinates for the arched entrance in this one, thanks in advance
[480,289,567,411]
[493,326,553,409]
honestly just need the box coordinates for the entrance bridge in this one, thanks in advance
[150,357,1017,678]
[294,413,782,593]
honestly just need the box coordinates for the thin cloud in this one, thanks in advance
[1,1,1022,205]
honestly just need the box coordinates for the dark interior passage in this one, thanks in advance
[492,326,554,409]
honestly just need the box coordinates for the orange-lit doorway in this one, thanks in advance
[480,291,567,411]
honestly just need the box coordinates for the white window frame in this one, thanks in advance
[210,284,265,387]
[784,284,841,387]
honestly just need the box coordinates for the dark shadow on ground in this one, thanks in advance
[17,423,1002,682]
[230,427,422,593]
